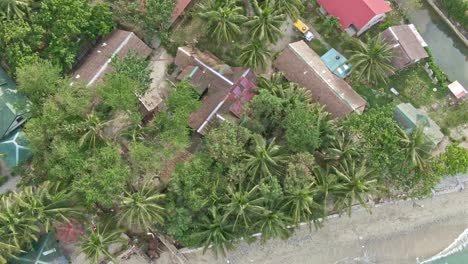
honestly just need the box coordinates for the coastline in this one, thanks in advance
[182,188,468,264]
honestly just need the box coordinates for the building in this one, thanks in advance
[320,48,352,79]
[317,0,392,36]
[274,41,367,118]
[382,24,428,71]
[174,46,256,135]
[448,81,467,100]
[73,29,152,87]
[0,67,30,139]
[0,129,31,169]
[171,0,193,24]
[394,103,444,147]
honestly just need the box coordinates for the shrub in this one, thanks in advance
[0,175,8,187]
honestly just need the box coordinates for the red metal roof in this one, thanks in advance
[171,0,192,23]
[317,0,392,30]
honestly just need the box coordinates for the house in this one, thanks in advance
[394,103,444,147]
[317,0,392,36]
[174,46,256,135]
[382,24,429,71]
[274,41,367,118]
[0,67,30,139]
[0,129,31,169]
[448,81,467,100]
[73,29,152,87]
[171,0,193,24]
[320,48,352,79]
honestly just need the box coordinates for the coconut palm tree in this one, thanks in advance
[196,0,247,44]
[254,205,292,243]
[397,126,433,172]
[324,130,362,163]
[274,0,303,20]
[333,159,382,216]
[349,34,395,84]
[0,0,31,20]
[282,183,324,226]
[244,0,286,44]
[192,206,236,257]
[0,194,39,248]
[80,224,124,264]
[117,183,166,233]
[310,104,336,149]
[78,113,110,149]
[243,135,287,181]
[312,166,340,216]
[238,40,271,71]
[222,184,266,230]
[17,181,82,233]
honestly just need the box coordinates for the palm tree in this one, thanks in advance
[282,183,324,226]
[243,135,287,181]
[312,166,339,216]
[0,0,31,20]
[222,184,266,230]
[80,224,124,264]
[117,183,166,233]
[17,182,82,233]
[238,40,271,71]
[324,130,362,163]
[0,237,20,264]
[274,0,303,20]
[244,0,286,44]
[196,0,247,44]
[311,104,336,149]
[333,159,382,216]
[254,206,292,243]
[78,113,110,149]
[349,34,395,84]
[397,126,433,172]
[192,206,236,257]
[0,194,39,248]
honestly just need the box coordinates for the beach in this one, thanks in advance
[181,188,468,264]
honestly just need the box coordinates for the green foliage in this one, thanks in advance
[238,40,271,71]
[80,224,125,264]
[99,73,141,114]
[322,15,341,36]
[274,0,303,20]
[425,48,449,89]
[111,52,152,91]
[142,0,175,38]
[73,146,130,208]
[197,0,247,44]
[16,60,61,109]
[205,122,253,166]
[0,175,8,186]
[0,0,31,20]
[244,0,286,44]
[308,39,329,56]
[438,0,468,28]
[284,104,322,153]
[349,34,395,84]
[128,141,162,176]
[434,143,468,176]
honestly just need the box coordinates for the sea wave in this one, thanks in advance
[420,227,468,263]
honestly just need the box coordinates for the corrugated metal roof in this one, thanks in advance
[320,48,352,79]
[0,129,31,168]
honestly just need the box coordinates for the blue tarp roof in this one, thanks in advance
[320,48,352,79]
[0,129,31,168]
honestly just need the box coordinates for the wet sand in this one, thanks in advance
[182,189,468,264]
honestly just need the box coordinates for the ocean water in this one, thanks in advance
[423,228,468,264]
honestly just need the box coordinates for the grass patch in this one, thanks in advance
[430,101,468,129]
[308,38,329,55]
[385,65,446,108]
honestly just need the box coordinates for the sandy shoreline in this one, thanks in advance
[182,189,468,264]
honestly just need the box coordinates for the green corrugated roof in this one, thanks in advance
[0,129,31,168]
[320,48,352,79]
[0,67,30,137]
[394,103,444,146]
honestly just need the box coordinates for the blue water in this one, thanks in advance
[428,248,468,264]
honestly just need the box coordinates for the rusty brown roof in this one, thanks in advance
[274,41,366,118]
[73,30,152,86]
[382,25,428,70]
[174,47,253,133]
